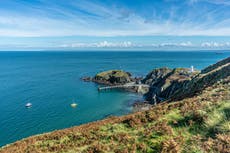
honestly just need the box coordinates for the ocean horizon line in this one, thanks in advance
[0,49,229,52]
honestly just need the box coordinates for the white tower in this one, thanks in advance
[191,65,194,72]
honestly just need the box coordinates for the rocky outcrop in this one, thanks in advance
[143,67,197,104]
[144,57,230,104]
[172,57,230,100]
[81,57,230,105]
[142,67,172,86]
[82,70,146,93]
[81,76,92,82]
[94,70,131,85]
[92,70,132,85]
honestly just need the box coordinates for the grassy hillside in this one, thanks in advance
[1,76,229,153]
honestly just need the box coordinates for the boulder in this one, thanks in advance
[81,76,92,82]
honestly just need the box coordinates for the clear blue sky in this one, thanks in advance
[0,0,230,50]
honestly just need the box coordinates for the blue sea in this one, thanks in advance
[0,51,229,146]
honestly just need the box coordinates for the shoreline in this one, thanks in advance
[81,75,152,111]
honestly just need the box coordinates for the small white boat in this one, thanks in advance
[71,103,77,108]
[25,103,32,108]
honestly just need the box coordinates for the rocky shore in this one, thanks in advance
[82,57,229,110]
[82,70,144,93]
[82,70,141,85]
[142,67,199,104]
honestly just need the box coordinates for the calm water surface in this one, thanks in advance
[0,51,229,146]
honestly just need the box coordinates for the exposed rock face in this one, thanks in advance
[172,57,230,100]
[93,70,132,85]
[142,67,172,86]
[144,57,230,104]
[143,67,198,104]
[81,76,92,82]
[81,57,230,105]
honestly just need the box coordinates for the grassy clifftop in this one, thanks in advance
[1,58,229,153]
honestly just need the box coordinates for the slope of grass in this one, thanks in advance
[96,70,130,78]
[1,78,229,153]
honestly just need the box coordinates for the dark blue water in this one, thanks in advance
[0,51,229,146]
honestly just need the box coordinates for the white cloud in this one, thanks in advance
[60,41,134,48]
[179,41,193,46]
[57,41,230,49]
[156,41,193,47]
[201,42,230,47]
[60,41,230,49]
[96,41,132,47]
[2,39,230,50]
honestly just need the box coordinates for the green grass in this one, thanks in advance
[96,70,129,78]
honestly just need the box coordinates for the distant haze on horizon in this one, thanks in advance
[0,0,230,51]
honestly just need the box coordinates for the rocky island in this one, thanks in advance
[1,57,229,153]
[82,70,133,85]
[82,70,148,94]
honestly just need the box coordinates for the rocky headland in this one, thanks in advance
[83,57,229,107]
[82,66,200,106]
[142,67,199,104]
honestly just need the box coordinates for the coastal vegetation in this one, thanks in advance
[82,70,133,85]
[95,70,132,85]
[0,57,229,153]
